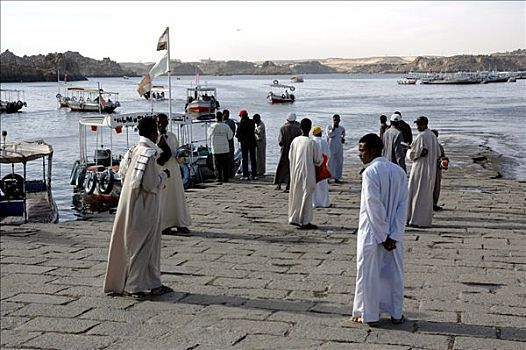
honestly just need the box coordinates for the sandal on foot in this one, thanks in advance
[350,316,362,323]
[130,291,148,300]
[391,315,406,324]
[298,223,318,230]
[150,285,173,296]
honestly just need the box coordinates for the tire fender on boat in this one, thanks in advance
[84,171,97,195]
[69,160,81,186]
[273,79,279,85]
[97,169,114,194]
[76,164,87,189]
[56,93,62,99]
[16,101,23,109]
[290,86,295,91]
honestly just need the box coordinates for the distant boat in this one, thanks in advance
[123,76,129,80]
[291,75,304,83]
[64,87,121,113]
[0,89,27,113]
[142,85,169,101]
[267,80,295,104]
[185,85,220,120]
[397,78,417,85]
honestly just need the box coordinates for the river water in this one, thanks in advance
[1,74,525,221]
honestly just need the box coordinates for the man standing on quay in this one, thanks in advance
[274,112,302,191]
[352,133,408,326]
[327,114,346,183]
[235,110,258,180]
[382,113,407,172]
[104,117,172,298]
[288,118,322,229]
[208,111,233,184]
[407,116,441,228]
[157,113,192,235]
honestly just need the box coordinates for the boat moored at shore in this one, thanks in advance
[0,89,27,113]
[1,137,58,224]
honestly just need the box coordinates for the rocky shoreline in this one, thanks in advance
[1,49,525,82]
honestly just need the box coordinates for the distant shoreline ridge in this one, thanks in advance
[1,49,525,82]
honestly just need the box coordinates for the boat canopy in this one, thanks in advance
[79,112,188,128]
[66,87,119,95]
[0,140,54,164]
[187,86,217,92]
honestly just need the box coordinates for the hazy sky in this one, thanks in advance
[1,1,524,63]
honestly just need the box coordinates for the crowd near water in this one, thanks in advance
[1,73,524,221]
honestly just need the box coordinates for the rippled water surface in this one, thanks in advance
[1,74,525,221]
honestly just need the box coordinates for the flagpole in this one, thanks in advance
[166,27,172,132]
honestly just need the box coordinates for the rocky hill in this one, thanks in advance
[2,49,525,82]
[0,50,135,82]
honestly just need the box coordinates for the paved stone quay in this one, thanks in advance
[1,151,525,349]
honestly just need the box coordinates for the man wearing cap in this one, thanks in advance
[382,114,407,172]
[327,114,346,183]
[235,110,257,180]
[274,112,302,191]
[288,118,323,229]
[104,117,173,298]
[406,116,441,228]
[312,125,331,208]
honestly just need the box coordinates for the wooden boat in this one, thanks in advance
[63,87,120,113]
[0,89,27,113]
[185,86,220,120]
[267,80,295,103]
[1,138,58,224]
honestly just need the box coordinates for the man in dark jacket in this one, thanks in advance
[273,112,302,192]
[235,110,257,180]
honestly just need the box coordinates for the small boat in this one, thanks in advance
[0,89,27,114]
[63,87,120,113]
[397,78,418,85]
[267,80,295,104]
[1,136,58,224]
[185,86,220,120]
[291,75,304,83]
[123,76,129,80]
[143,85,169,101]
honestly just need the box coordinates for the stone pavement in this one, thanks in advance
[1,149,525,350]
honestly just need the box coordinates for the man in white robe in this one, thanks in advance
[327,114,346,183]
[311,125,331,208]
[382,114,406,172]
[406,116,441,228]
[352,133,408,326]
[103,117,172,298]
[288,118,323,229]
[157,114,192,234]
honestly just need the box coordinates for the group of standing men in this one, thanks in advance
[101,108,447,327]
[208,109,266,183]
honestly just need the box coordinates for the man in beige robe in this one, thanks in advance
[157,114,192,234]
[406,116,441,228]
[288,118,323,229]
[103,117,172,298]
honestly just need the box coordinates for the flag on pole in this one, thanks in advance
[157,27,169,51]
[137,74,152,97]
[149,53,169,79]
[195,72,200,85]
